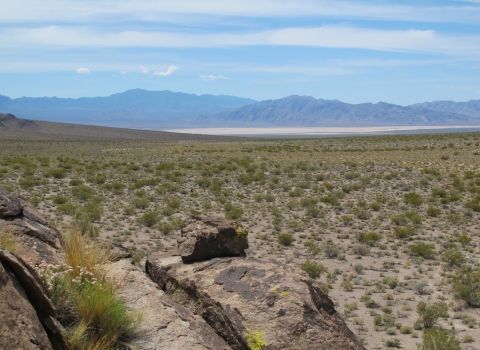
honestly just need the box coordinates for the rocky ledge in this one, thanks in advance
[0,188,62,265]
[146,215,364,350]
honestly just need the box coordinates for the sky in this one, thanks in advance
[1,0,479,105]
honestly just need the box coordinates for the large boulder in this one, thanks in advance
[146,253,365,350]
[0,247,63,350]
[106,258,232,350]
[178,216,248,262]
[0,187,62,265]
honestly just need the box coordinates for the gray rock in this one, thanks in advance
[0,187,62,265]
[0,247,64,350]
[178,216,248,262]
[106,258,232,350]
[0,187,22,218]
[147,253,365,350]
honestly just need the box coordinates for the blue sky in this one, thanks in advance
[1,0,479,105]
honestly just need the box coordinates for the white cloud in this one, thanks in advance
[120,70,128,74]
[200,74,229,81]
[1,0,480,24]
[139,66,149,73]
[75,67,90,74]
[153,65,179,76]
[2,25,479,57]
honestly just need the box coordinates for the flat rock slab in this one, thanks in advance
[147,253,365,350]
[178,216,248,262]
[106,259,232,350]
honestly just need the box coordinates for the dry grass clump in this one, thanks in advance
[0,228,17,253]
[37,227,140,350]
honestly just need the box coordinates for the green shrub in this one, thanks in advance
[80,200,103,222]
[442,250,466,268]
[52,194,69,204]
[57,203,78,216]
[341,281,354,291]
[373,314,383,326]
[391,214,409,226]
[301,261,327,279]
[72,185,95,201]
[384,338,400,348]
[427,206,441,217]
[225,206,242,220]
[393,225,417,239]
[305,241,321,256]
[416,301,449,328]
[457,233,472,246]
[452,266,480,307]
[404,192,423,206]
[320,195,340,206]
[45,167,67,179]
[137,211,159,227]
[278,233,295,246]
[419,328,460,350]
[399,326,413,334]
[18,176,42,189]
[323,241,341,258]
[87,175,107,184]
[132,197,150,209]
[357,232,382,246]
[156,218,182,234]
[408,242,436,259]
[382,276,399,289]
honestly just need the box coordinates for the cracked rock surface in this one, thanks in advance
[146,252,365,350]
[106,258,232,350]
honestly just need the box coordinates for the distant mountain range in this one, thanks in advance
[0,89,256,128]
[0,89,479,128]
[199,96,480,127]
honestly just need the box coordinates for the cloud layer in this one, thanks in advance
[2,0,480,23]
[1,25,478,57]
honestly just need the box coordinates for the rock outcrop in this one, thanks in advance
[147,252,365,350]
[0,187,62,265]
[0,247,63,350]
[1,189,364,350]
[178,216,248,262]
[106,258,231,350]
